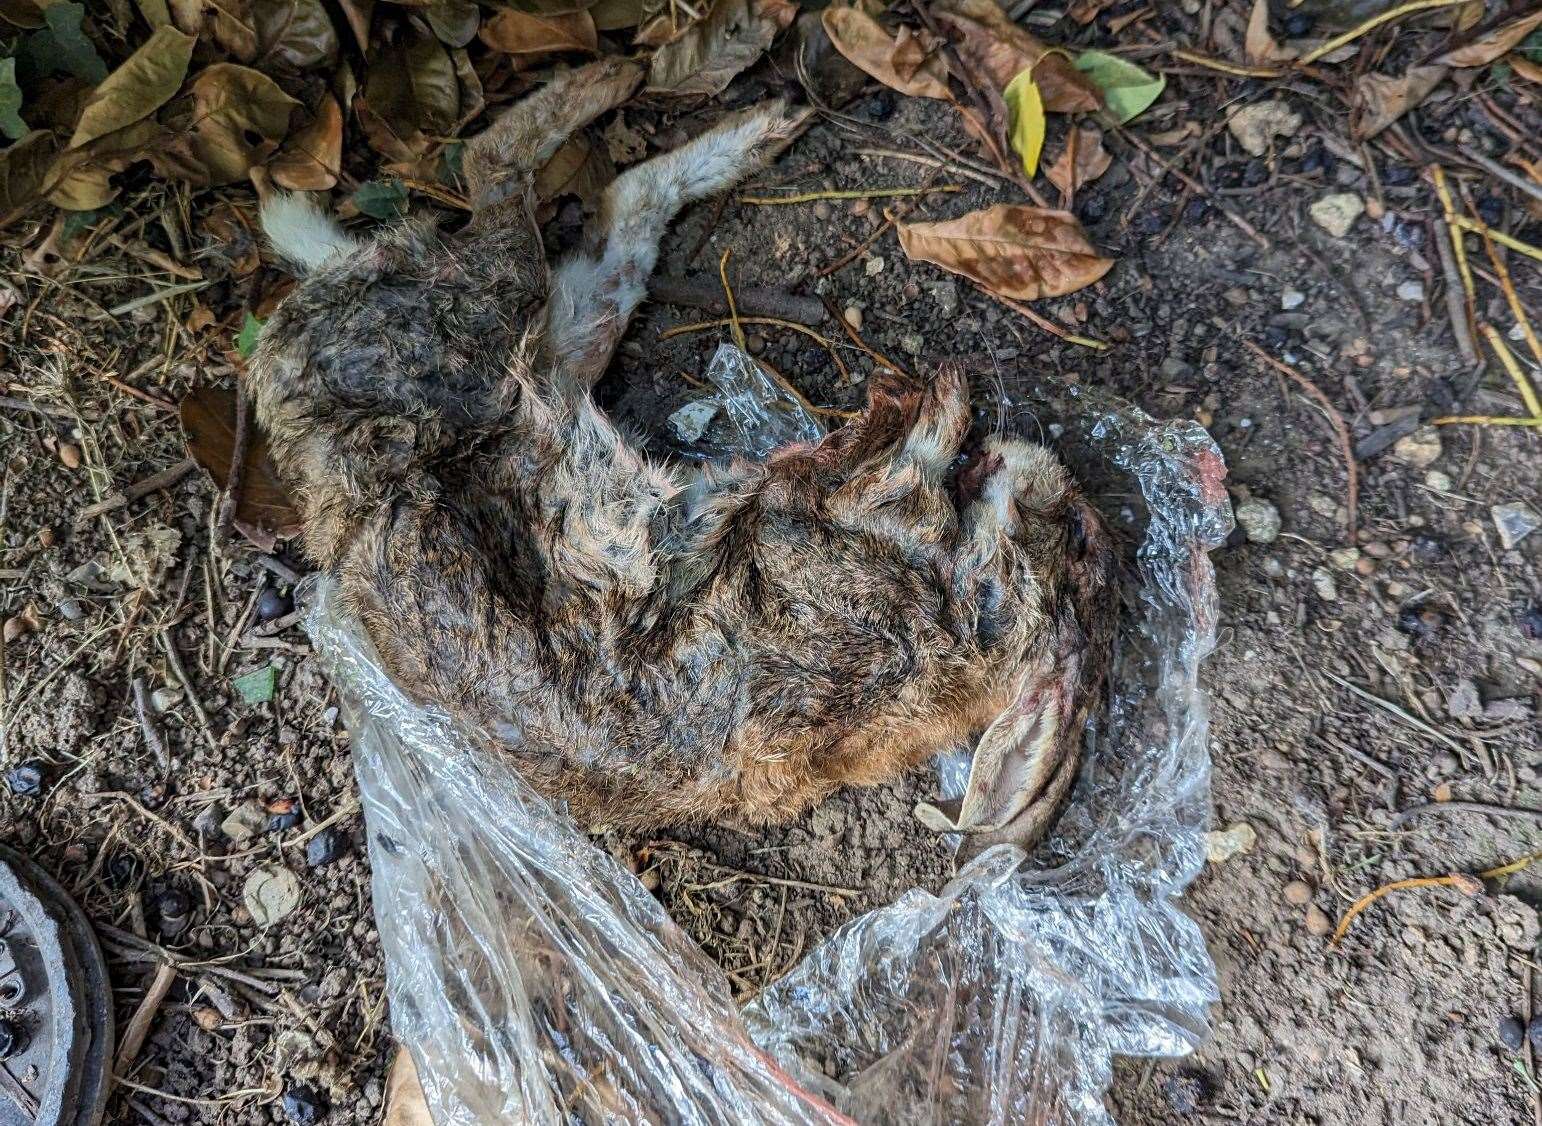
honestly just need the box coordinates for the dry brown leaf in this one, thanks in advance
[602,112,647,164]
[1510,52,1542,83]
[648,0,795,95]
[383,1052,432,1126]
[930,0,1100,113]
[0,131,56,218]
[1045,125,1110,197]
[269,94,343,190]
[179,385,301,541]
[820,3,949,100]
[896,204,1113,301]
[69,24,195,150]
[181,64,300,185]
[1145,121,1200,146]
[533,132,614,204]
[1244,0,1296,64]
[478,9,598,57]
[1067,0,1114,24]
[1353,65,1447,140]
[1437,9,1542,67]
[45,118,164,209]
[367,23,461,137]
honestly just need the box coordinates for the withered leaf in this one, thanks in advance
[590,0,646,31]
[1511,53,1542,84]
[1353,65,1447,140]
[69,25,195,150]
[1045,124,1110,198]
[479,9,597,57]
[0,0,44,29]
[0,131,56,217]
[930,0,1100,113]
[383,1052,433,1126]
[896,204,1113,301]
[424,0,479,48]
[269,94,343,190]
[1437,9,1542,67]
[1244,0,1294,64]
[45,118,164,209]
[179,385,301,540]
[366,24,460,137]
[252,0,340,69]
[649,0,795,96]
[533,132,614,204]
[182,64,300,185]
[821,3,949,100]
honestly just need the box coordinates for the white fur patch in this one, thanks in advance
[259,193,360,271]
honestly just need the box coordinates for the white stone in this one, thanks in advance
[1309,193,1365,238]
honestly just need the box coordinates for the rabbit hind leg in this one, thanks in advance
[544,101,809,395]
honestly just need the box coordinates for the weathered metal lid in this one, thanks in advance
[0,845,112,1126]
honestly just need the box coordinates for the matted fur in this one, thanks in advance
[248,60,1116,836]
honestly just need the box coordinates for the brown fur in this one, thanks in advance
[247,60,1116,839]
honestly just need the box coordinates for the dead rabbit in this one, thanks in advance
[247,60,1117,856]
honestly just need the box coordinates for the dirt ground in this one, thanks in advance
[3,11,1541,1126]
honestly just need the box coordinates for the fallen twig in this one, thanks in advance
[647,276,825,326]
[1480,324,1542,420]
[114,961,178,1077]
[1296,0,1471,66]
[132,677,170,773]
[1431,415,1542,427]
[1170,49,1285,78]
[1244,342,1357,545]
[1113,124,1270,250]
[78,458,198,521]
[1450,215,1542,264]
[1431,215,1479,365]
[1392,800,1542,827]
[970,284,1110,351]
[740,185,962,205]
[1331,850,1542,947]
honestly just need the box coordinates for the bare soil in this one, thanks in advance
[3,39,1541,1126]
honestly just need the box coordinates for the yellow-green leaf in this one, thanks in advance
[1074,49,1163,124]
[69,24,195,150]
[1003,68,1044,177]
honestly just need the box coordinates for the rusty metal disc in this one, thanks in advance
[0,846,112,1126]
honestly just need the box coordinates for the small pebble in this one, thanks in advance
[1281,288,1305,310]
[850,198,870,217]
[1391,428,1442,469]
[1396,606,1443,639]
[812,201,831,221]
[745,333,766,355]
[57,442,82,469]
[5,762,44,798]
[151,687,182,712]
[1304,904,1332,936]
[1283,880,1313,906]
[1395,279,1424,302]
[1499,1016,1525,1052]
[306,826,350,868]
[1491,501,1540,550]
[1354,556,1376,576]
[37,526,55,548]
[1309,192,1364,238]
[843,306,863,331]
[1233,497,1281,544]
[257,587,293,622]
[1311,567,1338,602]
[1327,547,1360,571]
[864,255,884,277]
[282,1084,330,1125]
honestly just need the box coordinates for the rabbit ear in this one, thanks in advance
[914,652,1079,840]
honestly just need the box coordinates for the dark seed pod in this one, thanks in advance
[282,1083,330,1125]
[306,827,350,868]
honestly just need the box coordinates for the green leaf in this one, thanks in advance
[24,1,108,83]
[236,312,264,358]
[1003,68,1045,178]
[1074,49,1164,124]
[352,178,408,219]
[0,57,24,141]
[233,664,276,704]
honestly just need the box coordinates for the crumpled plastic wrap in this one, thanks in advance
[302,344,1232,1125]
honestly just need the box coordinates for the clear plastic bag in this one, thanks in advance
[302,346,1232,1124]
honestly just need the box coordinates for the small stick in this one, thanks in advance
[1479,324,1542,420]
[282,797,361,850]
[1323,671,1469,758]
[1392,801,1542,826]
[1170,49,1285,78]
[969,284,1110,351]
[101,374,178,412]
[647,276,826,326]
[855,148,1003,189]
[132,677,169,773]
[1430,167,1477,335]
[718,249,748,354]
[1112,124,1270,250]
[1296,0,1470,66]
[1472,221,1542,381]
[815,216,896,279]
[1243,342,1357,544]
[1331,850,1541,946]
[1431,216,1479,365]
[1431,415,1542,427]
[114,961,178,1076]
[1450,215,1542,264]
[0,394,76,419]
[739,185,963,205]
[78,458,199,521]
[157,629,219,754]
[1459,147,1542,206]
[823,295,913,381]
